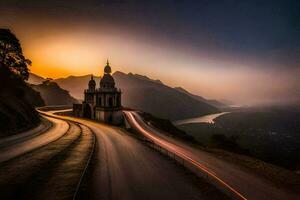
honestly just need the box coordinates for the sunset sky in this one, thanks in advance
[0,0,299,105]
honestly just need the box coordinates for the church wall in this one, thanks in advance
[93,94,97,106]
[112,111,124,125]
[95,109,103,121]
[105,94,113,107]
[91,106,95,119]
[94,109,123,125]
[74,61,123,125]
[73,104,83,117]
[104,111,112,123]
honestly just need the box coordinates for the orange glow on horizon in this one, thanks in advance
[17,27,299,105]
[0,4,298,105]
[125,111,248,200]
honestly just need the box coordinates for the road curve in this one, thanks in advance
[0,118,51,148]
[41,110,228,200]
[124,111,300,200]
[0,116,69,163]
[0,119,95,200]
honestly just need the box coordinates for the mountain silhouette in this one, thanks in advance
[30,81,78,106]
[54,74,99,100]
[27,73,46,85]
[113,71,219,120]
[174,87,228,108]
[37,71,219,120]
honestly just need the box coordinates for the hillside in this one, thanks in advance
[174,87,228,108]
[27,73,46,85]
[0,69,45,137]
[31,81,78,106]
[54,74,100,100]
[114,71,219,120]
[48,71,219,120]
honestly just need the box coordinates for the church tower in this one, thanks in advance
[88,75,96,91]
[82,75,97,118]
[75,60,123,124]
[94,60,123,124]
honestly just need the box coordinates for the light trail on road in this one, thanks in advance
[125,111,248,200]
[42,109,226,200]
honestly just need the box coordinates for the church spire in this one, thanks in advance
[88,74,96,91]
[104,59,112,74]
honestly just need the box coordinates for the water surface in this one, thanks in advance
[174,112,229,125]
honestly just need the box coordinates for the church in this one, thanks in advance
[73,61,123,125]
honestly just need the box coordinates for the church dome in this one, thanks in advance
[100,73,115,88]
[104,65,111,74]
[100,60,115,88]
[101,73,114,83]
[104,60,112,74]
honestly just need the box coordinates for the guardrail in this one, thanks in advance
[123,112,247,200]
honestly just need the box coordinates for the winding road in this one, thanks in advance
[1,109,298,200]
[0,116,69,163]
[124,111,300,200]
[41,110,226,200]
[0,113,95,200]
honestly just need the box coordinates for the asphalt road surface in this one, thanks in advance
[124,111,300,200]
[0,116,94,200]
[42,110,228,200]
[0,116,69,163]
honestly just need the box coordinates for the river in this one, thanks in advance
[174,112,229,125]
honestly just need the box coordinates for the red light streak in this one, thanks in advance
[126,112,248,200]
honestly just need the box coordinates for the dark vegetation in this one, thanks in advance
[177,122,250,156]
[215,109,300,169]
[0,29,31,80]
[209,134,250,155]
[140,112,198,144]
[139,111,249,155]
[138,110,300,187]
[178,108,300,170]
[0,29,44,137]
[31,79,78,106]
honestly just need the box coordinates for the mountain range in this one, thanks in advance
[27,73,47,85]
[28,72,223,120]
[30,81,78,106]
[174,87,228,108]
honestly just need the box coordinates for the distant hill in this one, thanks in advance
[54,74,100,100]
[174,87,207,102]
[27,73,46,85]
[48,71,219,120]
[30,81,78,106]
[174,87,228,108]
[219,99,235,106]
[114,71,219,120]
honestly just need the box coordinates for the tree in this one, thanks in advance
[0,28,31,80]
